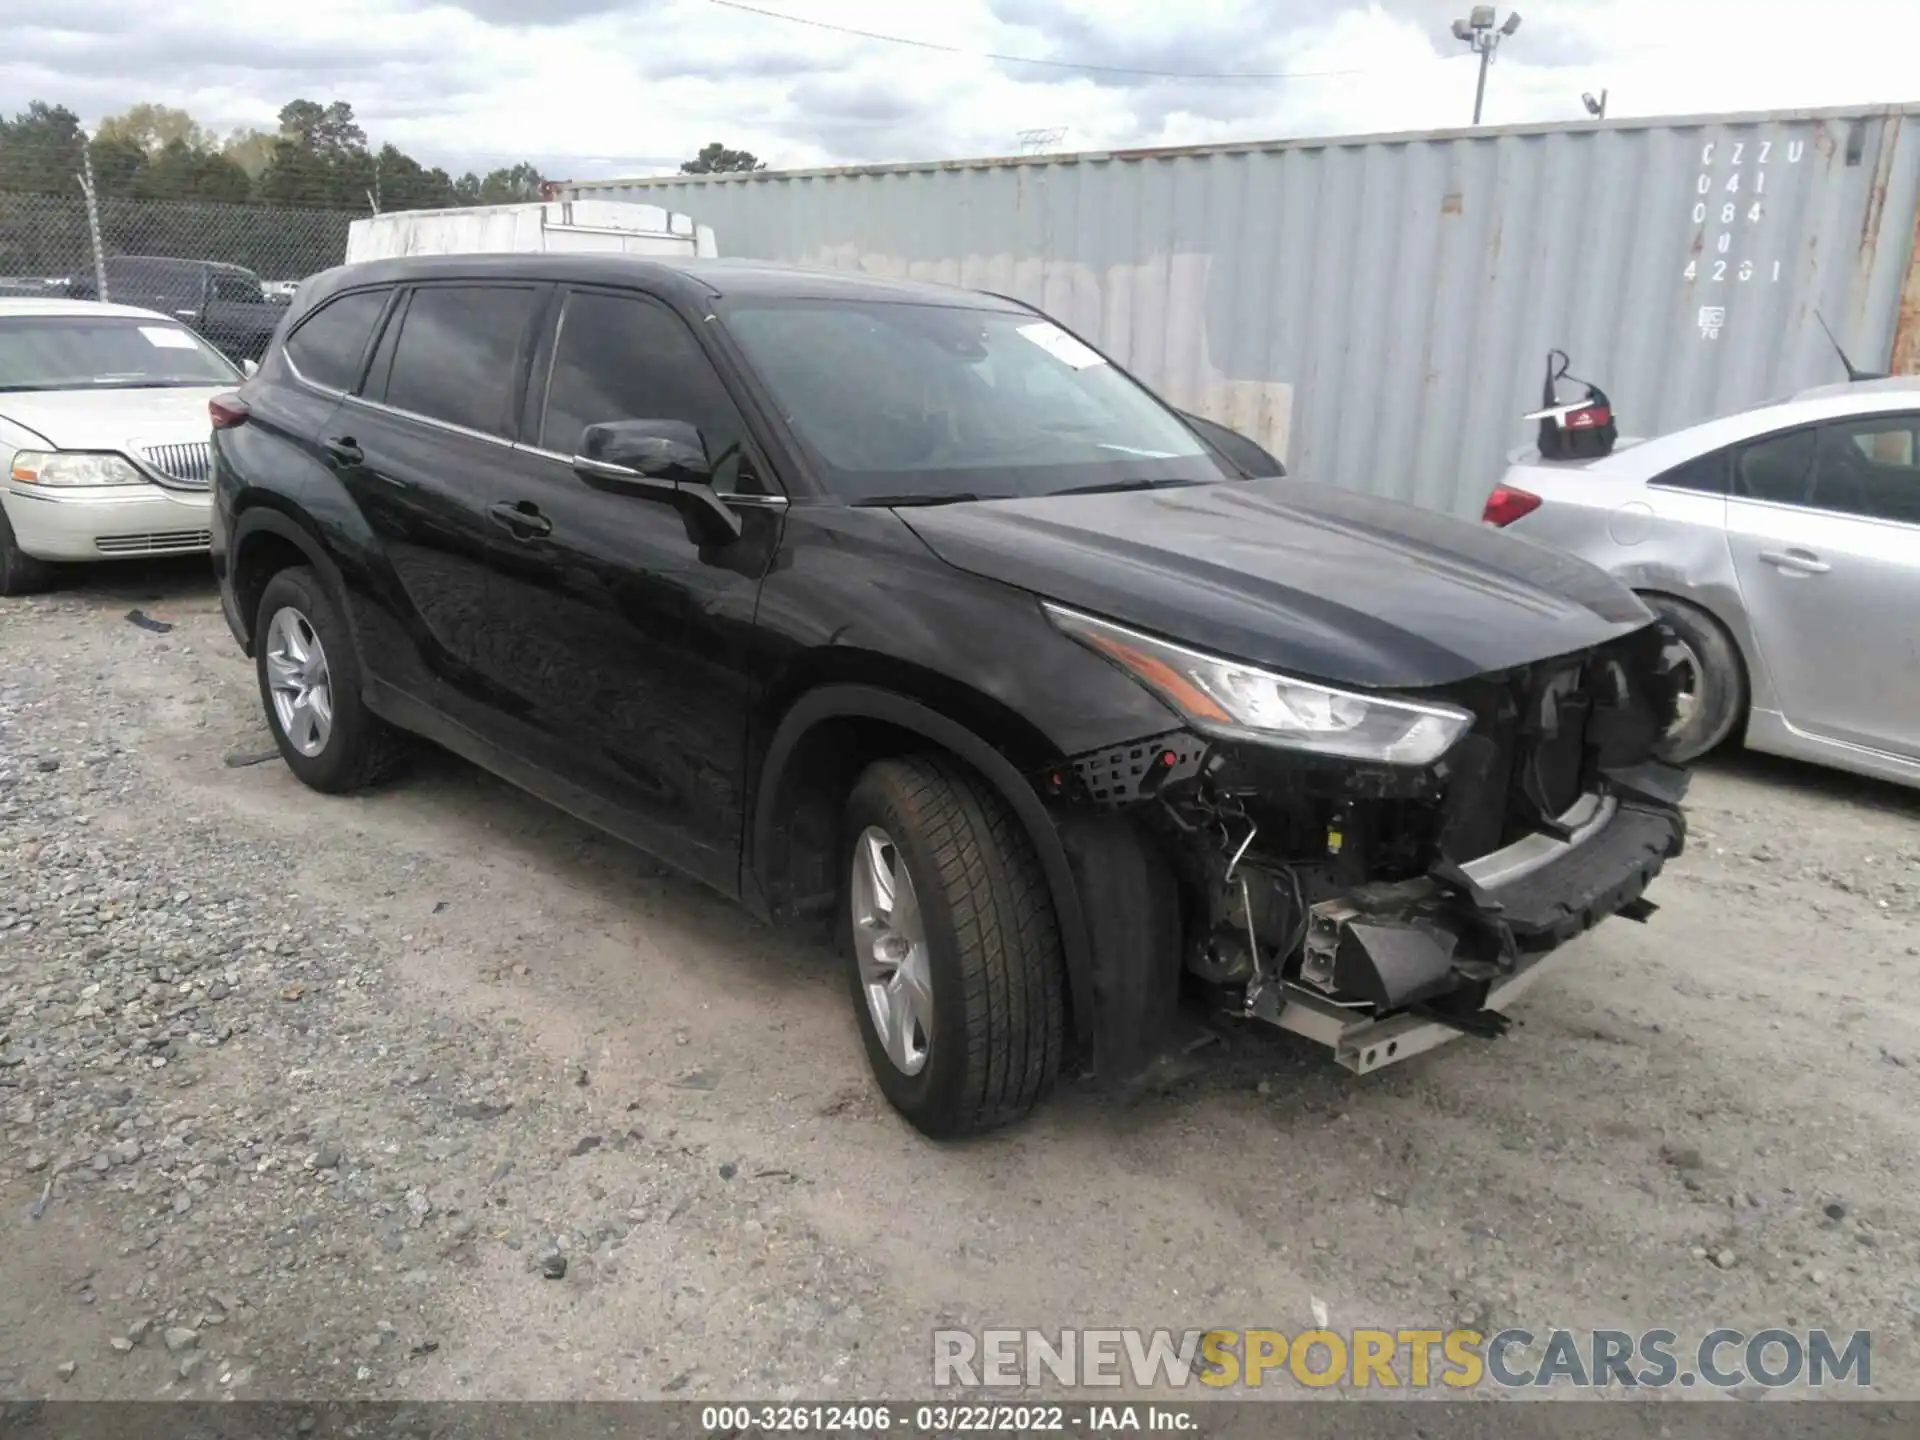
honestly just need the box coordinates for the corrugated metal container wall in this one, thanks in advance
[562,105,1920,517]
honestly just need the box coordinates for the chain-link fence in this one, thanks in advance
[0,190,350,300]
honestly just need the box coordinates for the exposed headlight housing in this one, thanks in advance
[9,450,147,488]
[1046,604,1474,767]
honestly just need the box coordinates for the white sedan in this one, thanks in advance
[1,297,245,595]
[1485,375,1920,791]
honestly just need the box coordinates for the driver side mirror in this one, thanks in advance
[578,419,712,484]
[572,419,741,545]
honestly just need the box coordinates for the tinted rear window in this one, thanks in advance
[285,290,389,392]
[1734,428,1816,505]
[1650,450,1728,494]
[106,259,196,287]
[381,285,537,437]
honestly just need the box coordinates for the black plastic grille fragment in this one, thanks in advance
[1068,732,1208,807]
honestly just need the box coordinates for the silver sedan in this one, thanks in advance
[1482,376,1920,790]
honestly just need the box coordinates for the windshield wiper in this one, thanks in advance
[852,493,986,508]
[1048,478,1202,497]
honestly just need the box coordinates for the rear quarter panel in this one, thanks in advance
[1502,460,1776,713]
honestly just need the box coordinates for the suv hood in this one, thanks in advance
[898,478,1653,689]
[0,386,227,451]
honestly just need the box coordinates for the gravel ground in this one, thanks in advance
[3,561,1919,1403]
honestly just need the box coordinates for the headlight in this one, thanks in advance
[1045,604,1474,766]
[9,451,147,488]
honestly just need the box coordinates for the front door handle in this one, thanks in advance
[1758,548,1830,575]
[488,500,552,539]
[323,435,363,466]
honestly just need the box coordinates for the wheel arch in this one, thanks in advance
[1632,585,1757,721]
[748,683,1097,1057]
[228,501,348,655]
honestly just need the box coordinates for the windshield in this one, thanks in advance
[0,316,239,392]
[722,298,1229,501]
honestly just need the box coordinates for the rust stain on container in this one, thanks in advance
[1859,117,1895,267]
[1892,205,1920,375]
[1441,193,1463,215]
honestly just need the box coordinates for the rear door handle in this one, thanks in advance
[323,435,363,466]
[1758,548,1830,575]
[488,501,552,539]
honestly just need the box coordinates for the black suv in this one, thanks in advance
[209,255,1687,1138]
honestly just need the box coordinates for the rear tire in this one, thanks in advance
[0,508,57,596]
[842,754,1065,1138]
[254,567,407,793]
[1645,594,1745,763]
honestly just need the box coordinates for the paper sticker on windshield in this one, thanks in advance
[1017,321,1106,370]
[139,326,199,350]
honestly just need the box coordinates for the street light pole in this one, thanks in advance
[1451,7,1522,125]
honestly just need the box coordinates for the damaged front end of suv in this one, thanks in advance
[1040,606,1689,1079]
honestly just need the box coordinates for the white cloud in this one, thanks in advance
[3,0,1915,179]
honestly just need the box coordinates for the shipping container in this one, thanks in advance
[560,105,1920,517]
[345,200,718,266]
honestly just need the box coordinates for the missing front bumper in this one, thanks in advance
[1257,948,1564,1074]
[1249,787,1685,1072]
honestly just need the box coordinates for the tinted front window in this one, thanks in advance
[0,316,238,391]
[1734,428,1816,506]
[382,285,537,437]
[722,299,1226,501]
[1814,416,1920,524]
[210,270,260,303]
[540,290,751,490]
[285,290,388,392]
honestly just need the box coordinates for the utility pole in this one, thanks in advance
[76,140,109,303]
[1451,7,1522,125]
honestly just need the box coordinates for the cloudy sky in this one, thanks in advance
[7,0,1918,180]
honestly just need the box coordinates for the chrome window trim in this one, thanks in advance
[339,391,517,449]
[281,286,399,398]
[516,443,788,505]
[282,352,346,400]
[1724,491,1919,534]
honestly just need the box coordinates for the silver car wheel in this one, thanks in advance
[264,606,334,757]
[850,826,933,1076]
[1663,635,1702,736]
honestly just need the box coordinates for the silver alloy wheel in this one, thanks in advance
[850,825,933,1076]
[264,606,334,758]
[1663,635,1703,736]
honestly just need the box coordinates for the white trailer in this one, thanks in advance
[345,200,718,265]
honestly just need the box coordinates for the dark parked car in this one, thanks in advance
[70,257,287,364]
[209,255,1688,1137]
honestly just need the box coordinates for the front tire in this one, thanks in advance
[843,755,1065,1138]
[1646,594,1745,764]
[0,508,57,596]
[254,567,406,793]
